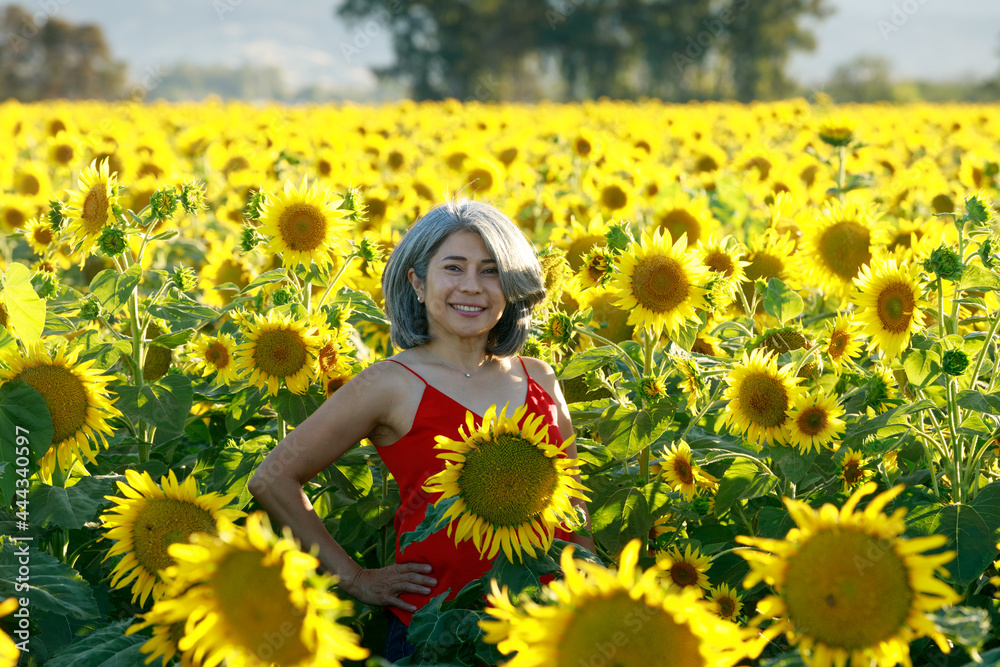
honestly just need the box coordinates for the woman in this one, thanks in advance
[249,199,593,660]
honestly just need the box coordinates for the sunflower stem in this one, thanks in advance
[315,254,357,311]
[304,279,312,315]
[969,305,1000,390]
[573,325,641,382]
[936,276,945,339]
[836,145,846,202]
[918,411,941,498]
[277,415,287,442]
[946,378,963,504]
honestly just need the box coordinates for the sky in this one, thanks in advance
[6,0,999,96]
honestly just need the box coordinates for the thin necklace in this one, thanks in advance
[421,345,491,378]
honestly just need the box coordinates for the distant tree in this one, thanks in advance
[0,4,126,101]
[152,63,288,102]
[824,55,895,103]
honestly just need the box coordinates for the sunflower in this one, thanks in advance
[786,392,846,454]
[23,218,57,257]
[659,441,704,499]
[64,158,119,257]
[0,598,19,667]
[697,235,749,310]
[736,483,960,667]
[654,190,717,247]
[198,240,254,307]
[557,214,610,271]
[126,606,196,667]
[142,512,368,667]
[0,342,121,478]
[480,540,754,667]
[576,245,617,291]
[865,364,900,415]
[611,228,711,338]
[101,469,243,606]
[708,583,743,623]
[822,314,864,374]
[838,448,873,490]
[191,332,243,386]
[258,179,350,269]
[722,348,803,447]
[852,258,928,360]
[422,403,589,562]
[738,229,799,315]
[315,325,355,382]
[657,544,712,592]
[235,311,321,396]
[804,200,887,295]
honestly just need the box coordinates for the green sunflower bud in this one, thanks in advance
[964,193,993,226]
[32,271,59,299]
[170,266,197,293]
[78,295,102,320]
[691,495,713,515]
[978,236,998,270]
[520,336,547,361]
[97,226,128,256]
[341,187,368,224]
[541,311,573,349]
[243,189,266,221]
[923,245,965,282]
[48,198,66,231]
[149,187,179,221]
[605,222,632,254]
[538,246,569,310]
[357,234,384,264]
[637,374,668,402]
[941,349,970,376]
[272,287,297,306]
[240,224,262,253]
[180,181,207,214]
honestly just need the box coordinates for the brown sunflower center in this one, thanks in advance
[317,341,340,374]
[716,595,737,619]
[828,329,850,358]
[559,590,705,667]
[671,456,695,485]
[253,329,309,379]
[842,459,865,486]
[33,227,53,246]
[703,250,735,277]
[278,203,327,252]
[130,498,217,574]
[630,255,690,314]
[737,371,790,428]
[658,209,700,245]
[457,433,558,527]
[19,174,40,196]
[587,255,610,282]
[54,144,74,164]
[818,220,871,281]
[465,168,494,192]
[213,550,310,664]
[601,185,628,210]
[82,186,110,232]
[669,561,700,588]
[205,341,231,369]
[783,528,913,652]
[796,406,829,436]
[876,283,916,333]
[14,364,89,445]
[568,235,605,270]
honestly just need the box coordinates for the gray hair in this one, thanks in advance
[382,200,544,356]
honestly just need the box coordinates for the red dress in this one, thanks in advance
[377,357,570,625]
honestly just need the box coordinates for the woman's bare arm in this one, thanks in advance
[248,362,437,612]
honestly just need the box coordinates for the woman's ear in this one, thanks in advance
[407,268,423,302]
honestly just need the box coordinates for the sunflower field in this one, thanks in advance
[1,98,1000,667]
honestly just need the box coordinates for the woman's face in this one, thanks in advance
[408,230,507,345]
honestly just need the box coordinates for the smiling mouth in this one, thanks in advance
[451,304,486,313]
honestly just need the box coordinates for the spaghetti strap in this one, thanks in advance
[386,358,428,385]
[517,355,530,378]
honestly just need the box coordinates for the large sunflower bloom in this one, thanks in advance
[422,403,589,563]
[722,348,803,447]
[235,311,322,395]
[140,513,369,667]
[785,391,846,455]
[852,258,928,360]
[611,228,711,338]
[101,469,243,606]
[804,199,887,296]
[258,179,350,269]
[480,539,755,667]
[64,158,118,257]
[737,483,960,667]
[0,342,121,478]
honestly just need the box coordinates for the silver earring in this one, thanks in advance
[417,295,423,303]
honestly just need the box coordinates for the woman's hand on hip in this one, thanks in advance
[339,562,437,612]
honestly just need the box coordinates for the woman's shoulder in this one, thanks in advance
[517,355,560,393]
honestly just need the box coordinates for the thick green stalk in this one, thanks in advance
[315,255,358,311]
[946,378,962,504]
[969,305,1000,389]
[836,145,846,201]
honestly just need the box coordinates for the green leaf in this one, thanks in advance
[770,446,816,485]
[762,278,803,324]
[958,414,992,437]
[400,496,458,554]
[335,287,390,326]
[114,375,193,435]
[149,327,196,349]
[88,264,142,316]
[955,389,1000,414]
[224,385,269,432]
[0,263,45,343]
[715,458,778,514]
[591,486,650,554]
[0,537,100,619]
[271,385,326,427]
[211,437,272,510]
[756,506,794,540]
[45,619,147,667]
[357,485,399,529]
[957,648,1000,667]
[927,503,995,587]
[669,318,701,352]
[926,605,992,653]
[902,348,941,389]
[840,399,934,449]
[558,346,620,380]
[482,545,561,597]
[957,264,1000,292]
[27,476,116,530]
[969,481,1000,538]
[0,381,53,507]
[238,268,287,294]
[597,402,674,461]
[147,297,219,329]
